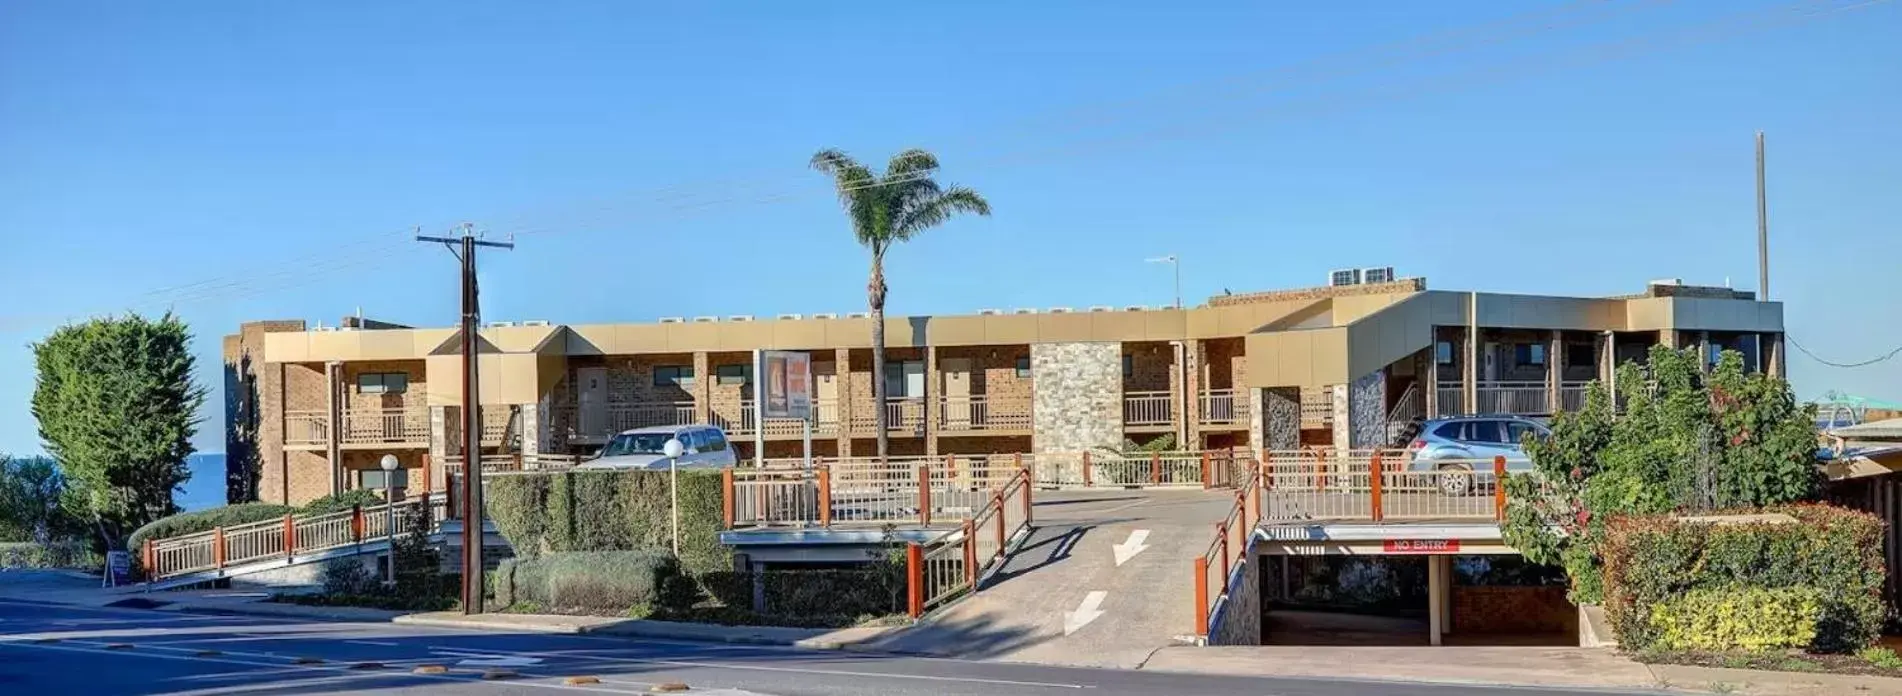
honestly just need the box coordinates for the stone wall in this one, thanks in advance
[1452,585,1576,635]
[1209,552,1262,645]
[1209,278,1426,307]
[1347,369,1387,448]
[1031,342,1122,453]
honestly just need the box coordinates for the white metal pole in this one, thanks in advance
[752,349,765,467]
[669,456,680,557]
[385,478,396,583]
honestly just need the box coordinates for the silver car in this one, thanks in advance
[580,424,738,470]
[1405,415,1550,495]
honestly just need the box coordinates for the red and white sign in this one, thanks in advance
[1383,539,1460,554]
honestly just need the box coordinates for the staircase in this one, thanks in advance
[1385,382,1425,447]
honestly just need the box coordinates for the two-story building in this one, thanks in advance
[224,276,1784,506]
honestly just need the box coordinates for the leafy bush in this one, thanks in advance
[126,502,295,556]
[300,489,386,515]
[0,455,78,544]
[1601,505,1885,653]
[1647,586,1822,652]
[321,558,380,596]
[494,550,684,612]
[1859,647,1902,670]
[0,540,99,570]
[486,470,731,573]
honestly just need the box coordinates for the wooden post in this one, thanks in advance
[351,505,365,542]
[817,467,833,527]
[513,452,523,472]
[1201,452,1213,489]
[1013,452,1025,488]
[213,527,227,569]
[1151,452,1162,486]
[993,490,1007,557]
[1082,451,1093,487]
[1369,452,1385,522]
[1022,474,1034,526]
[1193,557,1210,636]
[946,454,958,489]
[422,453,433,497]
[906,543,925,618]
[918,464,933,527]
[721,468,736,527]
[1217,522,1230,582]
[142,539,154,579]
[1494,455,1509,521]
[282,514,296,558]
[962,520,977,586]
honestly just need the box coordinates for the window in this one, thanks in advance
[1432,422,1464,440]
[1015,357,1032,378]
[1122,354,1134,378]
[1435,341,1455,365]
[1466,420,1508,444]
[1505,421,1544,446]
[358,468,408,490]
[883,360,924,397]
[357,372,408,394]
[653,365,694,388]
[1514,344,1546,367]
[683,429,709,451]
[702,429,728,452]
[716,364,750,386]
[603,432,672,456]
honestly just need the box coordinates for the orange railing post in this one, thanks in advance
[421,454,433,497]
[1081,451,1093,487]
[962,520,977,586]
[1201,452,1213,489]
[1217,522,1230,582]
[1369,453,1385,522]
[213,527,226,569]
[282,514,296,558]
[993,490,1007,557]
[918,465,933,527]
[1494,455,1509,521]
[1193,557,1210,636]
[721,468,736,528]
[817,467,833,527]
[351,505,365,542]
[1022,471,1034,526]
[1151,452,1162,486]
[142,539,154,579]
[906,542,925,618]
[946,454,958,488]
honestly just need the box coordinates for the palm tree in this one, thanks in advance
[810,148,991,457]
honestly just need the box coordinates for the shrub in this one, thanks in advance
[494,550,684,612]
[1647,586,1822,652]
[1602,505,1886,653]
[126,502,295,556]
[0,540,99,570]
[486,470,731,573]
[1859,647,1902,670]
[321,557,381,596]
[300,489,386,516]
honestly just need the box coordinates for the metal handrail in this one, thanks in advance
[144,495,447,583]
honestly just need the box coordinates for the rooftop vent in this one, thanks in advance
[1362,266,1396,284]
[727,315,754,322]
[776,313,802,321]
[1329,268,1363,287]
[1013,308,1038,315]
[811,312,838,320]
[1048,307,1073,313]
[488,321,516,328]
[692,316,718,323]
[1089,305,1114,312]
[1125,305,1148,311]
[979,309,1003,316]
[658,317,685,324]
[521,320,550,327]
[1649,278,1684,286]
[846,312,870,319]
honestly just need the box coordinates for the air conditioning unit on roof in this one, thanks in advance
[727,315,754,322]
[811,312,838,320]
[521,320,550,327]
[1048,307,1072,313]
[488,321,516,328]
[693,316,717,323]
[1125,305,1147,311]
[978,309,1002,316]
[1362,266,1396,284]
[1013,308,1037,315]
[776,313,802,320]
[314,326,337,332]
[846,312,870,319]
[1329,268,1363,287]
[1089,305,1114,312]
[658,317,685,324]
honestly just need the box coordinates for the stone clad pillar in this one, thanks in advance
[518,404,540,459]
[324,361,343,495]
[1547,330,1563,413]
[1332,370,1388,450]
[692,351,712,424]
[1184,340,1204,449]
[1030,342,1121,454]
[835,348,853,457]
[428,405,451,493]
[1259,387,1300,453]
[1461,327,1478,417]
[925,346,940,457]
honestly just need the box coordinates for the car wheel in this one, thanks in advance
[1436,463,1473,497]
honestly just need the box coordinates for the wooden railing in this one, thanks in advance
[1198,389,1248,426]
[1194,463,1262,638]
[845,398,928,435]
[1123,391,1173,427]
[145,495,446,583]
[1475,381,1549,415]
[938,395,1032,432]
[1260,450,1516,522]
[284,410,329,446]
[339,407,429,445]
[907,467,1034,617]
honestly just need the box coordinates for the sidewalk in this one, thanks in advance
[1142,645,1902,696]
[394,611,899,651]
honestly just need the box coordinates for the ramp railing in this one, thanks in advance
[144,495,445,584]
[905,467,1034,617]
[1193,462,1263,639]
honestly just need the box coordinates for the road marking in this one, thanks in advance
[427,645,1091,689]
[1063,591,1108,636]
[1110,529,1150,566]
[344,639,400,647]
[457,656,546,668]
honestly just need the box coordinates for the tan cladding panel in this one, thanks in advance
[424,353,558,406]
[266,329,455,363]
[1244,328,1349,388]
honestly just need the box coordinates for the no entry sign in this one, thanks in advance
[1383,539,1460,554]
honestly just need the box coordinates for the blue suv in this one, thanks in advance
[1405,415,1550,496]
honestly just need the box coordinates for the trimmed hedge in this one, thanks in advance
[1648,586,1822,652]
[486,470,731,573]
[493,550,686,611]
[301,489,386,515]
[0,541,99,570]
[126,502,296,555]
[1602,504,1885,653]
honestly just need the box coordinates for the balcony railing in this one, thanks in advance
[1435,387,1463,417]
[480,408,515,445]
[1300,388,1333,427]
[1198,389,1248,426]
[1559,381,1591,412]
[846,397,928,435]
[723,398,844,437]
[284,410,329,447]
[1475,381,1549,415]
[610,402,695,433]
[1124,391,1173,427]
[340,408,429,445]
[939,394,1033,432]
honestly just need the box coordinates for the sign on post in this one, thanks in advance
[759,350,812,420]
[104,550,131,587]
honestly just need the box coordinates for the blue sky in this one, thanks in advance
[2,0,1898,456]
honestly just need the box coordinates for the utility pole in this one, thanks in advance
[1756,131,1770,301]
[416,224,512,615]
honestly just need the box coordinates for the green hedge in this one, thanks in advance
[0,541,99,570]
[486,470,731,573]
[1602,504,1885,653]
[300,489,386,515]
[1648,586,1823,652]
[126,502,296,555]
[493,550,686,612]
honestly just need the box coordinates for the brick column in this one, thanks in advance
[428,405,451,493]
[692,351,712,424]
[518,404,540,458]
[324,361,343,496]
[924,346,940,457]
[1184,340,1204,449]
[1697,331,1713,371]
[835,348,853,457]
[1547,330,1562,413]
[1329,384,1351,452]
[1462,327,1478,416]
[1766,332,1786,379]
[1659,330,1680,349]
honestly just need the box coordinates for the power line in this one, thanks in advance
[1787,335,1902,368]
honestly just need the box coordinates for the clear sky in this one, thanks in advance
[2,0,1898,456]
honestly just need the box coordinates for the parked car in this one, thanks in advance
[580,424,738,470]
[1404,415,1551,496]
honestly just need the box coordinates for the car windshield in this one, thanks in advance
[601,433,673,457]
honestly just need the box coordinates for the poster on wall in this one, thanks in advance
[760,350,812,420]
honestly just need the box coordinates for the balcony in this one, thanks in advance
[1558,381,1590,412]
[1123,391,1173,430]
[1300,387,1333,428]
[848,397,928,436]
[1197,389,1249,428]
[340,407,430,446]
[284,410,329,448]
[1475,381,1548,415]
[719,398,844,438]
[939,394,1033,433]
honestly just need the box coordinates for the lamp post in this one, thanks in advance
[378,454,400,583]
[663,438,684,557]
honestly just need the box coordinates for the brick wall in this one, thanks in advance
[1210,552,1262,645]
[1451,585,1576,635]
[938,435,1032,455]
[1203,338,1245,390]
[281,450,332,506]
[224,320,307,505]
[340,359,428,411]
[605,354,696,403]
[1123,341,1178,393]
[936,345,1032,402]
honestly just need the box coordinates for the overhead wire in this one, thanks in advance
[1787,335,1902,368]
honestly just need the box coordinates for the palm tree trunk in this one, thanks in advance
[869,256,889,458]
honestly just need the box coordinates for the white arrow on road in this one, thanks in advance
[433,650,544,668]
[1111,529,1150,566]
[1063,591,1108,635]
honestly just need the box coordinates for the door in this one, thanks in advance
[814,362,838,428]
[577,367,608,438]
[942,358,973,428]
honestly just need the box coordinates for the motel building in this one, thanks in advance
[221,273,1785,648]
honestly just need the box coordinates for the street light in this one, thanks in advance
[662,437,684,557]
[378,453,399,584]
[1145,254,1180,309]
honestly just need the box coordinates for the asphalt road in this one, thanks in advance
[0,598,1664,696]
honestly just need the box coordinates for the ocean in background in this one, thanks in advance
[180,453,226,511]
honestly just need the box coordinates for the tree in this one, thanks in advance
[1501,345,1820,602]
[31,313,208,550]
[810,148,991,456]
[0,454,73,544]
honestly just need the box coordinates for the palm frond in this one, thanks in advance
[886,148,939,179]
[896,185,991,239]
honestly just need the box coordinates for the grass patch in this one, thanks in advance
[269,593,457,612]
[1634,648,1902,679]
